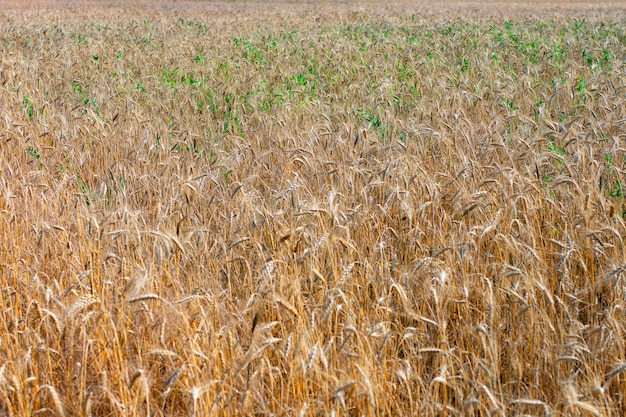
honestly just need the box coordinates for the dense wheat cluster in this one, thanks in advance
[2,2,626,416]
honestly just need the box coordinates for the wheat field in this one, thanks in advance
[2,1,626,416]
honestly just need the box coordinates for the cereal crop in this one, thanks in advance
[2,1,626,415]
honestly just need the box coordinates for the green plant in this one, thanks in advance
[70,81,99,113]
[75,174,90,205]
[136,81,146,93]
[575,76,587,103]
[233,37,266,65]
[162,68,178,89]
[609,180,623,197]
[25,146,41,168]
[547,140,565,165]
[22,95,34,120]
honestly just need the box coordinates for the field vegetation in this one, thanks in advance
[2,2,626,415]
